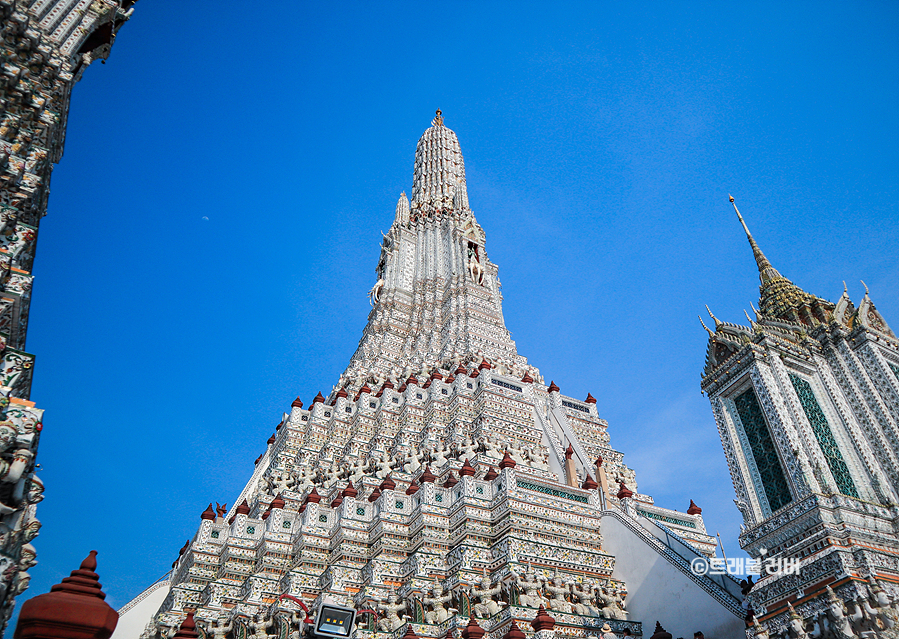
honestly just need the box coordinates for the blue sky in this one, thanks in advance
[11,0,899,627]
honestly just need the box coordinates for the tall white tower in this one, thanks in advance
[122,113,746,639]
[701,197,899,636]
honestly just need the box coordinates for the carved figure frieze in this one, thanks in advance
[376,592,409,631]
[422,578,455,624]
[471,572,507,618]
[511,567,547,609]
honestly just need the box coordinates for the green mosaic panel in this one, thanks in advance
[211,530,219,539]
[889,363,899,380]
[283,520,291,529]
[789,374,859,498]
[356,507,365,515]
[734,388,793,511]
[247,526,255,534]
[413,600,425,623]
[516,480,588,503]
[637,509,696,529]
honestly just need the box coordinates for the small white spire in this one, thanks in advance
[395,191,410,224]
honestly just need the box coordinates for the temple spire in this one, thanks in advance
[728,195,834,325]
[729,195,782,284]
[339,112,525,389]
[395,191,410,224]
[412,110,469,211]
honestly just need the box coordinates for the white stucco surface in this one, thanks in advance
[112,579,170,639]
[600,513,745,639]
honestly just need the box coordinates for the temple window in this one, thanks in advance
[789,374,858,498]
[734,387,793,511]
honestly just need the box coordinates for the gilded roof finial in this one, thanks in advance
[729,195,748,234]
[433,108,444,126]
[861,280,870,296]
[744,309,755,326]
[729,195,782,285]
[698,315,714,337]
[706,304,723,328]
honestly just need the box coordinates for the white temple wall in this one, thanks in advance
[600,513,745,639]
[113,579,172,639]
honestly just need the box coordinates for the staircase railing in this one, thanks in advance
[601,508,745,618]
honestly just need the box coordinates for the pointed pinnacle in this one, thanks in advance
[705,305,723,327]
[730,194,751,236]
[843,280,848,294]
[698,315,714,337]
[744,309,755,325]
[861,280,869,296]
[729,195,781,285]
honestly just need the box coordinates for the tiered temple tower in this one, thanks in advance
[0,0,136,631]
[122,113,746,639]
[701,197,899,637]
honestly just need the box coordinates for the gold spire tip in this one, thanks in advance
[706,305,723,327]
[730,195,754,238]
